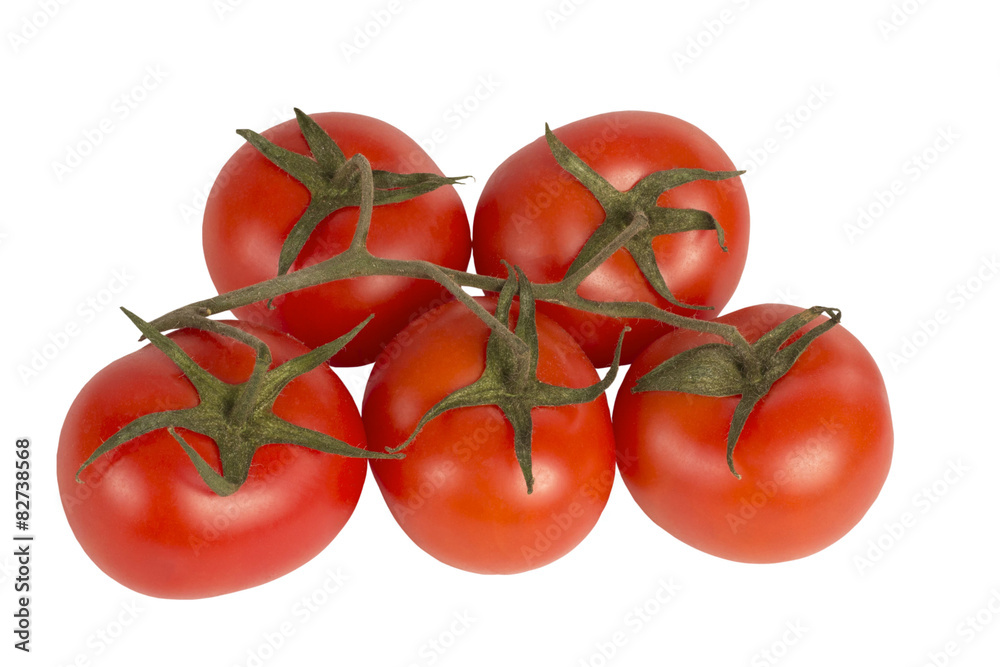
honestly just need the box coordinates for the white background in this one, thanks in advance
[2,0,998,665]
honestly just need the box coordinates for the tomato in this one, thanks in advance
[473,110,750,367]
[613,304,893,563]
[203,111,471,366]
[57,322,368,599]
[362,297,616,574]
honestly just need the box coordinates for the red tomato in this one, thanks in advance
[613,304,893,563]
[203,112,471,366]
[473,110,749,367]
[362,298,616,574]
[57,322,368,598]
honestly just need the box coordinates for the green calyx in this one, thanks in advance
[544,123,743,310]
[76,309,398,497]
[633,306,842,478]
[238,108,470,277]
[387,263,626,494]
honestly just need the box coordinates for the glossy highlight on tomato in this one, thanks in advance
[57,322,368,599]
[613,304,893,563]
[362,298,616,574]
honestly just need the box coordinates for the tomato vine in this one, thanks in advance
[101,110,842,494]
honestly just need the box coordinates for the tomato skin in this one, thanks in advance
[473,110,750,367]
[57,322,367,599]
[362,298,616,574]
[203,112,471,366]
[613,304,893,563]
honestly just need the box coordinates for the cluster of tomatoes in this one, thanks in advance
[57,110,893,599]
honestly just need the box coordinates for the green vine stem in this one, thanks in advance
[78,310,399,496]
[134,112,842,484]
[149,152,755,365]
